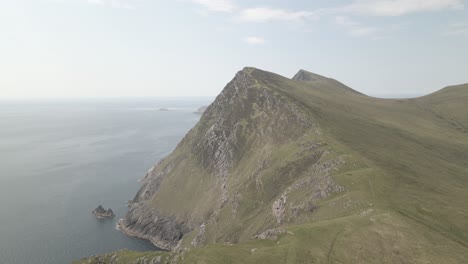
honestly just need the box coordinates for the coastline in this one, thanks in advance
[116,219,170,251]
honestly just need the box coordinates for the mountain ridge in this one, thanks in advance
[77,67,468,264]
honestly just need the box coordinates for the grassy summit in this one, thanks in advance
[76,67,468,264]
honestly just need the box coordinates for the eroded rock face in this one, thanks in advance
[118,204,188,250]
[254,227,287,240]
[270,154,345,224]
[92,205,115,219]
[272,195,287,224]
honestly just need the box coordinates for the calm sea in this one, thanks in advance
[0,98,211,264]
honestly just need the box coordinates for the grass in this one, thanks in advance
[73,250,169,264]
[75,68,468,263]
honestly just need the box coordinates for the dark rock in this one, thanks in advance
[92,205,115,219]
[117,204,189,250]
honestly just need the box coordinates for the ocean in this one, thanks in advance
[0,98,211,264]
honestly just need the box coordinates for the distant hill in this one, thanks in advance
[77,67,468,264]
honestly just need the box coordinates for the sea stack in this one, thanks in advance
[92,205,115,219]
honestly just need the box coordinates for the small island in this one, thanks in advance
[92,205,115,219]
[159,108,169,111]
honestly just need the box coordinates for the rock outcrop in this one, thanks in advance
[254,227,287,240]
[92,205,115,219]
[117,206,188,250]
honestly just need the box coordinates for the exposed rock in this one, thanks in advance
[272,195,287,224]
[92,205,115,219]
[151,256,162,264]
[359,208,374,217]
[191,224,206,247]
[118,204,188,250]
[254,227,287,240]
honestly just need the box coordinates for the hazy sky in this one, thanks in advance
[1,0,467,99]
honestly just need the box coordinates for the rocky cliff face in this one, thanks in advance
[118,67,345,251]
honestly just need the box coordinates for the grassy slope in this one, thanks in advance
[76,70,468,264]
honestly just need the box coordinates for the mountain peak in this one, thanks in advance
[292,69,365,96]
[292,69,329,82]
[242,66,258,72]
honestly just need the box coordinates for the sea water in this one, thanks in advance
[0,98,211,264]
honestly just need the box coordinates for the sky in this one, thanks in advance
[0,0,467,99]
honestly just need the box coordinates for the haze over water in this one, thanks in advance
[0,98,210,264]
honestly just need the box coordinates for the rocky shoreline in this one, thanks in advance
[116,204,189,251]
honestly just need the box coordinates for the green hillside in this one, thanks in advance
[76,68,468,264]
